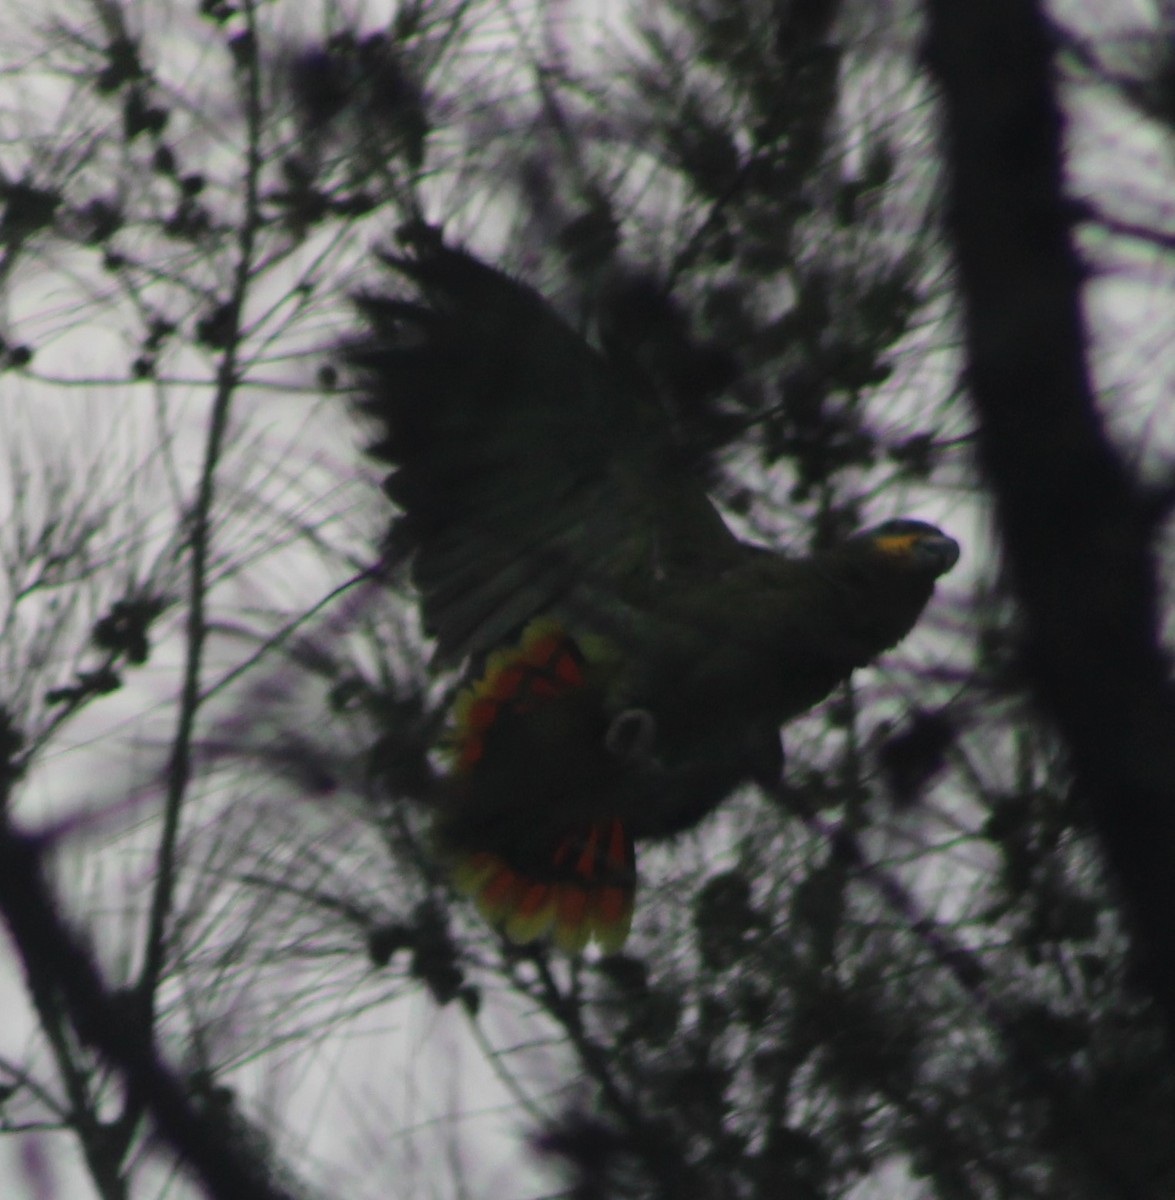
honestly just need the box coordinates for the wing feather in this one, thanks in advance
[347,229,743,665]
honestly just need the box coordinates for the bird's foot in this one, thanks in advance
[605,708,657,763]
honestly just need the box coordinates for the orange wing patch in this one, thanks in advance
[447,617,585,775]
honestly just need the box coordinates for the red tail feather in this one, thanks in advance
[445,619,635,952]
[451,817,635,953]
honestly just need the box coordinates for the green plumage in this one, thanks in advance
[348,228,958,943]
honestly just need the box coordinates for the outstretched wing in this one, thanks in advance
[347,228,743,666]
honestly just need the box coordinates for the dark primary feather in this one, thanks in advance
[348,229,744,667]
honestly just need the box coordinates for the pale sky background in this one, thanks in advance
[2,1,1175,1197]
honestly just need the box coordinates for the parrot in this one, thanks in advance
[347,226,959,954]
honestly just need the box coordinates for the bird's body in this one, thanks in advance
[349,228,958,951]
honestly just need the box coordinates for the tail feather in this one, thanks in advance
[450,817,635,953]
[443,617,637,952]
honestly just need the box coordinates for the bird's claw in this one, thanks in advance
[605,708,657,763]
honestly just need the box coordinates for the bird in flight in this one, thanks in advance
[348,227,959,953]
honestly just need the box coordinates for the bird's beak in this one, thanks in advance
[918,533,960,575]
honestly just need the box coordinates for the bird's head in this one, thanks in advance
[856,519,960,577]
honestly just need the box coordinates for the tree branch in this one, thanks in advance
[924,0,1175,1040]
[0,823,297,1200]
[137,0,266,1015]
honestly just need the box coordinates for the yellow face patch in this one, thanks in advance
[872,531,923,559]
